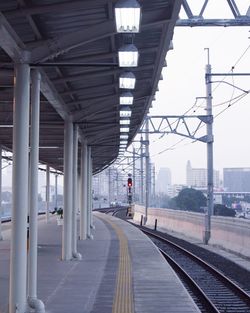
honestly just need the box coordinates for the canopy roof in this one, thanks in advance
[0,0,181,173]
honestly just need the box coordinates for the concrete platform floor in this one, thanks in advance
[0,213,201,313]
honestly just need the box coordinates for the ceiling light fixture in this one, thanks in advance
[118,44,139,67]
[120,134,129,139]
[120,118,130,125]
[115,0,141,33]
[120,106,132,118]
[120,126,130,133]
[119,72,136,89]
[120,91,133,105]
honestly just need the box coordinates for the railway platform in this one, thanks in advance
[0,213,200,313]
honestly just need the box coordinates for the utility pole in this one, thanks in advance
[205,48,214,244]
[151,163,156,206]
[140,136,144,205]
[145,118,150,223]
[148,161,152,207]
[133,147,136,200]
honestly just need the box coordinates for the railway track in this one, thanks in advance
[140,227,250,313]
[94,206,128,218]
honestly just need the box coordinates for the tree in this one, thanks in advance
[168,197,177,209]
[175,188,206,212]
[154,193,171,208]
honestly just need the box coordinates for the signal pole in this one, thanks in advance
[127,175,133,217]
[145,117,149,223]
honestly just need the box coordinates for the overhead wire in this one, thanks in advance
[150,40,250,157]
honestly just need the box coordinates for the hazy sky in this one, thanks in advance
[142,1,250,184]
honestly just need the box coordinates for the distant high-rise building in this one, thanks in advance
[156,167,171,194]
[186,160,220,188]
[223,168,250,192]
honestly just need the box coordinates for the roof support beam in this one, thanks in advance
[4,1,115,17]
[40,70,69,120]
[0,13,70,121]
[71,99,116,122]
[53,64,154,84]
[0,13,26,62]
[29,20,116,63]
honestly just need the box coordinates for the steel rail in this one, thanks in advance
[159,247,219,313]
[140,227,250,313]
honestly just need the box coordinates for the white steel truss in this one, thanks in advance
[177,0,250,27]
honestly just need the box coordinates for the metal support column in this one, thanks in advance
[89,153,94,230]
[9,63,30,313]
[72,125,81,259]
[132,147,136,200]
[145,118,150,223]
[86,147,93,239]
[116,169,119,202]
[0,145,2,241]
[140,136,144,205]
[204,49,214,244]
[62,120,73,260]
[27,70,45,312]
[54,172,58,209]
[80,139,87,240]
[108,167,111,205]
[46,165,50,222]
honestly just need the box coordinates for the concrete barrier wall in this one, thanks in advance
[134,205,250,258]
[210,216,250,257]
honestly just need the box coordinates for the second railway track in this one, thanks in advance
[140,227,250,313]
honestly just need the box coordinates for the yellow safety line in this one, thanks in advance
[96,214,134,313]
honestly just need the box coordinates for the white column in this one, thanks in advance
[9,63,30,313]
[0,145,3,241]
[72,125,81,259]
[54,172,58,209]
[62,120,73,260]
[80,139,87,240]
[89,154,94,230]
[27,70,45,312]
[46,165,50,222]
[86,147,92,239]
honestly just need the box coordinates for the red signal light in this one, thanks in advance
[127,178,132,187]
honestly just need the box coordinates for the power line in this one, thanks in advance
[149,40,250,157]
